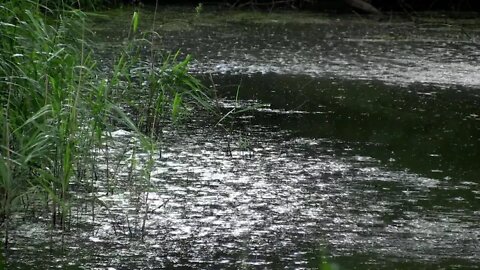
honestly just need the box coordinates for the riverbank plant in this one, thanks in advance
[0,0,211,255]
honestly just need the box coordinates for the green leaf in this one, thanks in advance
[132,11,139,33]
[172,93,183,122]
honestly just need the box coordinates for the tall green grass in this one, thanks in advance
[0,0,212,252]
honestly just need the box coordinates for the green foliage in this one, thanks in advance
[172,93,183,123]
[1,0,88,225]
[0,0,212,249]
[39,0,108,10]
[131,11,139,33]
[195,3,204,15]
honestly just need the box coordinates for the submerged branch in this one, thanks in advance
[345,0,382,14]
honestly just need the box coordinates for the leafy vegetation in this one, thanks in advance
[0,0,211,253]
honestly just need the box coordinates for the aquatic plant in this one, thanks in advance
[195,2,204,15]
[0,0,94,245]
[0,0,212,254]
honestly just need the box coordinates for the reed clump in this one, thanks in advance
[0,0,211,253]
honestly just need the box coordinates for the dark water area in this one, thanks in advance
[212,73,480,182]
[5,6,480,270]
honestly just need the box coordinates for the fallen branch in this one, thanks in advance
[345,0,382,14]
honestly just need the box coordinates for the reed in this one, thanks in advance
[0,0,213,255]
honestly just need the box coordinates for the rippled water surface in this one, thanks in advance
[6,6,480,269]
[94,7,480,87]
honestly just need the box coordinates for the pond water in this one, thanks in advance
[6,6,480,270]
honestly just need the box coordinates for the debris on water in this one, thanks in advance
[89,237,104,243]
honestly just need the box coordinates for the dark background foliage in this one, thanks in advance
[137,0,480,12]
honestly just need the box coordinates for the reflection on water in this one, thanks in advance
[8,121,480,269]
[93,7,480,87]
[5,6,480,270]
[211,74,480,182]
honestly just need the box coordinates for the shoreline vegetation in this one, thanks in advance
[0,0,214,265]
[132,0,480,13]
